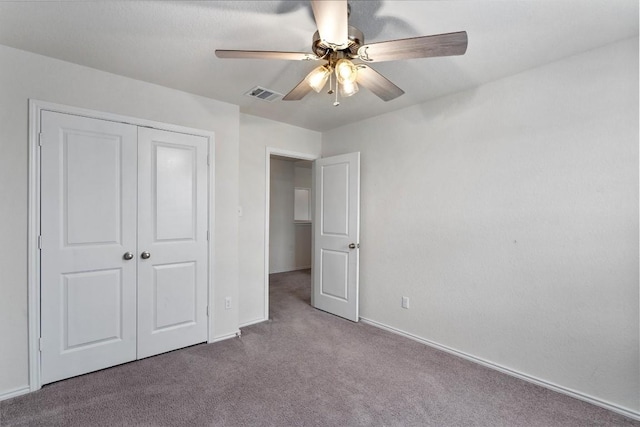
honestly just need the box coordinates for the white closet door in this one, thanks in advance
[136,127,209,359]
[40,111,138,384]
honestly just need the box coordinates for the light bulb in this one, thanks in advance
[335,59,357,84]
[305,65,330,93]
[339,80,359,97]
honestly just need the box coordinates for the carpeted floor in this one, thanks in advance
[1,269,638,426]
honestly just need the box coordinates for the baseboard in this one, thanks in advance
[270,266,311,274]
[209,330,241,344]
[0,385,30,402]
[239,317,268,328]
[359,317,640,421]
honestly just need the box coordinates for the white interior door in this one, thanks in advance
[312,152,360,322]
[40,111,138,384]
[136,127,209,359]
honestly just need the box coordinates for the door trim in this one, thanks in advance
[256,147,319,326]
[27,99,215,392]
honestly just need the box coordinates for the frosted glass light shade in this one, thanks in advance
[339,80,359,97]
[335,59,357,84]
[305,65,331,93]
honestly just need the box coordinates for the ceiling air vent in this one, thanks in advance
[245,86,283,102]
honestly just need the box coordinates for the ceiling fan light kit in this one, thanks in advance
[215,0,468,106]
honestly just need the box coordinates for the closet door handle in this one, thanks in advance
[123,252,134,260]
[141,251,151,260]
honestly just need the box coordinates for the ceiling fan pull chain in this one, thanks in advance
[333,85,340,107]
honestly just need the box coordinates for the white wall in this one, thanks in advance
[294,162,312,188]
[238,114,321,326]
[270,159,294,273]
[322,37,639,413]
[294,162,313,269]
[0,44,240,398]
[269,159,312,274]
[294,223,312,270]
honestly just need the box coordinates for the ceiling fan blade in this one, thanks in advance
[358,31,468,63]
[356,65,405,102]
[282,76,314,101]
[311,0,349,49]
[215,50,319,61]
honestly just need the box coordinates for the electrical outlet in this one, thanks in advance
[225,297,232,310]
[401,296,410,309]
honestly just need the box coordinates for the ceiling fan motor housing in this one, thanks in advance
[312,25,364,59]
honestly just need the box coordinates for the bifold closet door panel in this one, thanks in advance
[40,111,138,385]
[136,127,209,359]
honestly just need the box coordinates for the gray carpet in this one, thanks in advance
[1,269,638,426]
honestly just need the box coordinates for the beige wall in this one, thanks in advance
[0,44,240,397]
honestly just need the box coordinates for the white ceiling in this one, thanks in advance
[0,1,637,132]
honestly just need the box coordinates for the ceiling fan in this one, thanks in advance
[215,0,467,105]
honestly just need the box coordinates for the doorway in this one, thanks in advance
[269,156,312,273]
[263,149,361,323]
[264,148,318,320]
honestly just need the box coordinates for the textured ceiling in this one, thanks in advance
[0,1,637,131]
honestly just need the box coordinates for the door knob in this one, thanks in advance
[141,251,151,259]
[349,243,358,249]
[123,252,134,260]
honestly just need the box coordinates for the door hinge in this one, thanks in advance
[207,230,210,241]
[206,305,210,317]
[39,337,43,352]
[38,133,43,146]
[37,235,42,250]
[207,154,210,166]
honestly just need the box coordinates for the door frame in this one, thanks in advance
[27,99,215,392]
[262,147,319,323]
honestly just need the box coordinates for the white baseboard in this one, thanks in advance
[359,317,640,422]
[0,385,30,402]
[269,266,311,274]
[209,330,241,344]
[239,317,268,328]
